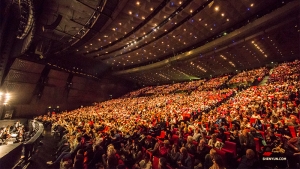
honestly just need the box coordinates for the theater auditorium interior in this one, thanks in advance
[0,0,299,168]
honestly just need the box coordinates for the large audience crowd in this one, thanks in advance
[36,60,300,169]
[227,67,268,86]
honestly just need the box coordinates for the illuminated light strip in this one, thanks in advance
[220,55,227,60]
[252,41,267,57]
[229,61,235,67]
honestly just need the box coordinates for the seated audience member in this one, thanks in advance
[217,128,227,143]
[286,137,300,168]
[133,153,152,169]
[210,154,225,169]
[158,157,168,169]
[238,149,260,169]
[204,149,218,169]
[193,128,202,142]
[102,145,119,169]
[250,128,266,147]
[73,154,84,169]
[195,139,210,168]
[287,116,299,127]
[208,134,218,148]
[239,129,255,156]
[280,125,292,139]
[185,136,196,154]
[209,133,223,149]
[168,144,180,168]
[230,130,241,154]
[177,147,192,169]
[264,129,281,152]
[252,118,263,131]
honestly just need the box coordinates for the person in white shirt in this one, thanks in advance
[192,128,201,142]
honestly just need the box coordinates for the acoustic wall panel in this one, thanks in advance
[5,70,40,83]
[11,58,45,73]
[2,81,36,93]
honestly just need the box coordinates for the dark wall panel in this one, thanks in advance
[2,81,36,93]
[11,58,44,73]
[72,76,87,84]
[40,86,66,103]
[48,69,69,80]
[5,70,40,83]
[71,82,86,90]
[47,78,66,88]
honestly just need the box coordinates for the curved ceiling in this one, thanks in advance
[22,0,300,85]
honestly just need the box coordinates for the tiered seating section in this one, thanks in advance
[38,60,300,169]
[227,67,268,86]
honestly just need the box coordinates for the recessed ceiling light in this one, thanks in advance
[129,11,132,15]
[215,6,219,11]
[221,13,224,16]
[250,3,254,7]
[136,1,140,5]
[150,7,153,11]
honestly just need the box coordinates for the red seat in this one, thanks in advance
[288,126,297,138]
[221,141,236,157]
[157,131,166,139]
[263,152,272,157]
[146,150,153,160]
[224,132,230,140]
[152,156,159,169]
[254,138,261,152]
